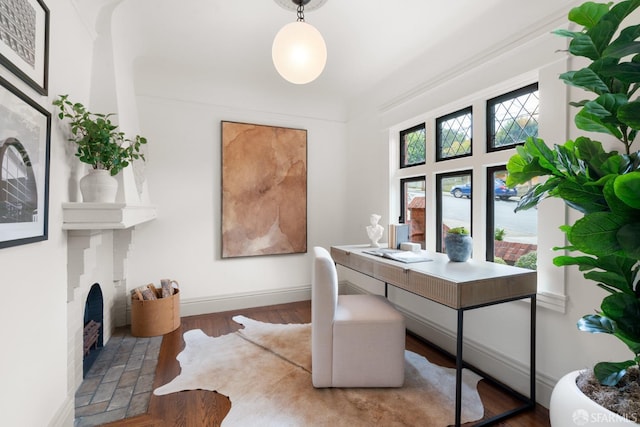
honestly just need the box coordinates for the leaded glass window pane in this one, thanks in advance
[487,83,539,151]
[400,123,426,168]
[436,107,472,161]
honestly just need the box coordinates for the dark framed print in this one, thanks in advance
[0,74,50,248]
[0,0,50,95]
[221,121,307,258]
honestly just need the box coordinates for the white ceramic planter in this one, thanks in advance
[79,169,118,203]
[550,370,638,426]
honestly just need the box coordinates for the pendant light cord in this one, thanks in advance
[297,2,305,22]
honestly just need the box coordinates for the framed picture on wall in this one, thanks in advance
[0,74,51,249]
[0,0,50,95]
[221,121,307,258]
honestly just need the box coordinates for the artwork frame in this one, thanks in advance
[0,0,50,95]
[221,121,307,258]
[0,73,51,249]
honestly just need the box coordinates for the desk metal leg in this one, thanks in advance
[455,309,463,427]
[454,295,535,426]
[472,294,537,426]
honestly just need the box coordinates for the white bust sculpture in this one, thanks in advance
[366,214,384,248]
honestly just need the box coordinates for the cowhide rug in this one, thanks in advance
[154,315,484,426]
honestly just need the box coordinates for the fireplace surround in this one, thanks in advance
[64,203,156,395]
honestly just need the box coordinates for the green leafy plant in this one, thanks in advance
[53,95,147,176]
[506,0,640,386]
[494,228,506,241]
[494,257,507,265]
[515,251,537,270]
[447,226,470,235]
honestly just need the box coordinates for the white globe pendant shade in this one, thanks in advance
[272,21,327,84]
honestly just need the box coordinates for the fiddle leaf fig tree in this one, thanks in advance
[506,0,640,386]
[53,95,147,176]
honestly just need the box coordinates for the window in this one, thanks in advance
[436,171,472,253]
[486,166,538,270]
[400,123,426,168]
[436,107,472,161]
[391,66,569,310]
[400,177,426,248]
[487,83,539,152]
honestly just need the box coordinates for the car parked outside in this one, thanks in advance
[449,179,518,200]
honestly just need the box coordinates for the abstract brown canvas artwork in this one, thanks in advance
[221,121,307,258]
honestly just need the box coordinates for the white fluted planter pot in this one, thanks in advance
[79,169,118,203]
[550,370,638,426]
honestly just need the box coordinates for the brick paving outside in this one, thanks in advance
[74,328,162,426]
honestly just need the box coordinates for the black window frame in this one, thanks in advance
[399,123,426,169]
[486,82,539,153]
[399,175,426,224]
[485,165,506,262]
[435,170,473,253]
[436,106,473,162]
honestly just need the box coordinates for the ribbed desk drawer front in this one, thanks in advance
[374,262,408,287]
[330,248,375,276]
[350,254,374,276]
[459,272,537,308]
[330,247,350,266]
[407,270,458,308]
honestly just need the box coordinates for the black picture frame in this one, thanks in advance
[0,0,50,95]
[0,73,51,249]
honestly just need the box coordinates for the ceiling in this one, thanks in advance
[89,0,581,108]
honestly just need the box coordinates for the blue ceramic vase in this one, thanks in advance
[445,233,472,262]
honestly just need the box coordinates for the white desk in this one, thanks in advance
[331,244,537,426]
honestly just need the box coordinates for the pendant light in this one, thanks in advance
[272,0,327,84]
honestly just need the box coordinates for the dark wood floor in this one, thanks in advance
[104,300,550,426]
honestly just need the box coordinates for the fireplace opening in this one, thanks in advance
[83,283,104,377]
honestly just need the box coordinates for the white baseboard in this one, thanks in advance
[175,285,311,317]
[48,396,74,427]
[341,280,555,408]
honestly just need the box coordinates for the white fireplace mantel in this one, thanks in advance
[62,203,157,230]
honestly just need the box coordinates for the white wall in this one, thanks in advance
[0,0,95,425]
[125,67,349,312]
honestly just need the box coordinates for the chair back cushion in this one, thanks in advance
[311,246,338,387]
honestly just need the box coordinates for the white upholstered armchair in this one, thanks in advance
[311,246,406,388]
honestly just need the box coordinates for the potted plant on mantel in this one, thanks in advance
[53,95,147,203]
[506,0,640,424]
